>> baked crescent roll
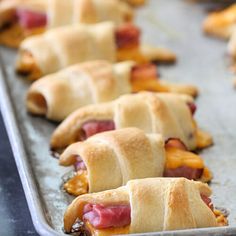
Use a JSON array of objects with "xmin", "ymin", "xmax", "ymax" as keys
[
  {"xmin": 0, "ymin": 0, "xmax": 133, "ymax": 48},
  {"xmin": 64, "ymin": 177, "xmax": 226, "ymax": 234},
  {"xmin": 16, "ymin": 22, "xmax": 176, "ymax": 80},
  {"xmin": 26, "ymin": 60, "xmax": 198, "ymax": 121},
  {"xmin": 47, "ymin": 0, "xmax": 133, "ymax": 28},
  {"xmin": 203, "ymin": 4, "xmax": 236, "ymax": 39},
  {"xmin": 50, "ymin": 92, "xmax": 213, "ymax": 152},
  {"xmin": 59, "ymin": 127, "xmax": 211, "ymax": 196}
]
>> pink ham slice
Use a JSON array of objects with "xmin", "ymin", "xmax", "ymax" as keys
[
  {"xmin": 164, "ymin": 166, "xmax": 203, "ymax": 180},
  {"xmin": 74, "ymin": 156, "xmax": 87, "ymax": 171},
  {"xmin": 187, "ymin": 102, "xmax": 197, "ymax": 115},
  {"xmin": 201, "ymin": 194, "xmax": 214, "ymax": 211},
  {"xmin": 165, "ymin": 138, "xmax": 188, "ymax": 151},
  {"xmin": 81, "ymin": 120, "xmax": 115, "ymax": 140},
  {"xmin": 115, "ymin": 23, "xmax": 140, "ymax": 49},
  {"xmin": 16, "ymin": 8, "xmax": 47, "ymax": 29},
  {"xmin": 131, "ymin": 63, "xmax": 158, "ymax": 82},
  {"xmin": 83, "ymin": 204, "xmax": 131, "ymax": 229}
]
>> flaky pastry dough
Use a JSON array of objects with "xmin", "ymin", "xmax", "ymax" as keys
[
  {"xmin": 50, "ymin": 92, "xmax": 198, "ymax": 151},
  {"xmin": 64, "ymin": 177, "xmax": 218, "ymax": 233}
]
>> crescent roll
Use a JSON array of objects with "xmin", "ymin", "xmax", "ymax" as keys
[
  {"xmin": 0, "ymin": 0, "xmax": 133, "ymax": 48},
  {"xmin": 47, "ymin": 0, "xmax": 133, "ymax": 28},
  {"xmin": 16, "ymin": 22, "xmax": 176, "ymax": 80},
  {"xmin": 26, "ymin": 60, "xmax": 198, "ymax": 121},
  {"xmin": 50, "ymin": 92, "xmax": 213, "ymax": 152},
  {"xmin": 203, "ymin": 4, "xmax": 236, "ymax": 39},
  {"xmin": 59, "ymin": 127, "xmax": 211, "ymax": 196},
  {"xmin": 64, "ymin": 177, "xmax": 227, "ymax": 234}
]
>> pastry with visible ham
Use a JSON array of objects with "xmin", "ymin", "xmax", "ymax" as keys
[
  {"xmin": 59, "ymin": 127, "xmax": 212, "ymax": 196},
  {"xmin": 26, "ymin": 60, "xmax": 198, "ymax": 121},
  {"xmin": 50, "ymin": 92, "xmax": 212, "ymax": 152},
  {"xmin": 0, "ymin": 0, "xmax": 47, "ymax": 47},
  {"xmin": 63, "ymin": 178, "xmax": 227, "ymax": 235},
  {"xmin": 0, "ymin": 0, "xmax": 133, "ymax": 47},
  {"xmin": 16, "ymin": 22, "xmax": 176, "ymax": 80},
  {"xmin": 203, "ymin": 4, "xmax": 236, "ymax": 39}
]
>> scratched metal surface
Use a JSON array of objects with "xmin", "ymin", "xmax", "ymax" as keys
[{"xmin": 0, "ymin": 0, "xmax": 236, "ymax": 235}]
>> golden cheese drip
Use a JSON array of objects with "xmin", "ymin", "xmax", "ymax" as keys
[
  {"xmin": 214, "ymin": 209, "xmax": 228, "ymax": 226},
  {"xmin": 16, "ymin": 50, "xmax": 42, "ymax": 80},
  {"xmin": 64, "ymin": 170, "xmax": 88, "ymax": 196},
  {"xmin": 165, "ymin": 147, "xmax": 204, "ymax": 169},
  {"xmin": 131, "ymin": 79, "xmax": 169, "ymax": 93},
  {"xmin": 85, "ymin": 221, "xmax": 130, "ymax": 236},
  {"xmin": 0, "ymin": 23, "xmax": 45, "ymax": 48},
  {"xmin": 116, "ymin": 47, "xmax": 148, "ymax": 64},
  {"xmin": 196, "ymin": 129, "xmax": 213, "ymax": 149}
]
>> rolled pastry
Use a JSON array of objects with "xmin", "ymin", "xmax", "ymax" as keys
[
  {"xmin": 16, "ymin": 22, "xmax": 176, "ymax": 80},
  {"xmin": 26, "ymin": 60, "xmax": 198, "ymax": 121},
  {"xmin": 203, "ymin": 4, "xmax": 236, "ymax": 39},
  {"xmin": 59, "ymin": 128, "xmax": 211, "ymax": 196},
  {"xmin": 47, "ymin": 0, "xmax": 133, "ymax": 28},
  {"xmin": 64, "ymin": 177, "xmax": 225, "ymax": 234},
  {"xmin": 0, "ymin": 0, "xmax": 133, "ymax": 47},
  {"xmin": 50, "ymin": 92, "xmax": 213, "ymax": 152}
]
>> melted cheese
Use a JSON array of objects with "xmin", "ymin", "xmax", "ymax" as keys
[
  {"xmin": 0, "ymin": 23, "xmax": 45, "ymax": 48},
  {"xmin": 85, "ymin": 221, "xmax": 130, "ymax": 236},
  {"xmin": 165, "ymin": 147, "xmax": 204, "ymax": 169},
  {"xmin": 16, "ymin": 50, "xmax": 42, "ymax": 80},
  {"xmin": 214, "ymin": 209, "xmax": 228, "ymax": 226},
  {"xmin": 117, "ymin": 47, "xmax": 148, "ymax": 64},
  {"xmin": 131, "ymin": 79, "xmax": 169, "ymax": 93},
  {"xmin": 200, "ymin": 167, "xmax": 212, "ymax": 183},
  {"xmin": 192, "ymin": 120, "xmax": 213, "ymax": 149},
  {"xmin": 64, "ymin": 170, "xmax": 88, "ymax": 196},
  {"xmin": 196, "ymin": 129, "xmax": 213, "ymax": 149}
]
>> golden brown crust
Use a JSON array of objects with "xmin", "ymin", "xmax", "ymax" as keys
[
  {"xmin": 140, "ymin": 45, "xmax": 177, "ymax": 64},
  {"xmin": 26, "ymin": 61, "xmax": 134, "ymax": 121},
  {"xmin": 50, "ymin": 92, "xmax": 197, "ymax": 151},
  {"xmin": 60, "ymin": 128, "xmax": 165, "ymax": 193},
  {"xmin": 48, "ymin": 0, "xmax": 133, "ymax": 27},
  {"xmin": 64, "ymin": 178, "xmax": 217, "ymax": 233},
  {"xmin": 16, "ymin": 22, "xmax": 117, "ymax": 77},
  {"xmin": 203, "ymin": 4, "xmax": 236, "ymax": 39}
]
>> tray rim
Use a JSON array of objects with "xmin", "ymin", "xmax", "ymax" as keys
[{"xmin": 0, "ymin": 52, "xmax": 63, "ymax": 236}]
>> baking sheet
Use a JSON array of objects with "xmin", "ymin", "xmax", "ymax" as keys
[{"xmin": 0, "ymin": 0, "xmax": 236, "ymax": 235}]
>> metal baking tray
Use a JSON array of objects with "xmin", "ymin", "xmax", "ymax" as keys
[{"xmin": 0, "ymin": 0, "xmax": 236, "ymax": 235}]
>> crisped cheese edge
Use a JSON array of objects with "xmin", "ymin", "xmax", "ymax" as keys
[
  {"xmin": 165, "ymin": 147, "xmax": 204, "ymax": 169},
  {"xmin": 85, "ymin": 221, "xmax": 130, "ymax": 236}
]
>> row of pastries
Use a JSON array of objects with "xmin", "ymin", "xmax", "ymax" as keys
[{"xmin": 0, "ymin": 0, "xmax": 229, "ymax": 235}]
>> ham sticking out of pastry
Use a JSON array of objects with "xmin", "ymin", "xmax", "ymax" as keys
[
  {"xmin": 63, "ymin": 178, "xmax": 227, "ymax": 235},
  {"xmin": 59, "ymin": 128, "xmax": 212, "ymax": 197},
  {"xmin": 203, "ymin": 4, "xmax": 236, "ymax": 40},
  {"xmin": 50, "ymin": 92, "xmax": 213, "ymax": 153},
  {"xmin": 16, "ymin": 22, "xmax": 176, "ymax": 80},
  {"xmin": 0, "ymin": 0, "xmax": 47, "ymax": 47},
  {"xmin": 0, "ymin": 0, "xmax": 133, "ymax": 47},
  {"xmin": 26, "ymin": 61, "xmax": 198, "ymax": 121}
]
